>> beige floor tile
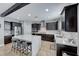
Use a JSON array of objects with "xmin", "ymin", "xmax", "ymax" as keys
[
  {"xmin": 0, "ymin": 40, "xmax": 56, "ymax": 56},
  {"xmin": 0, "ymin": 43, "xmax": 31, "ymax": 56},
  {"xmin": 37, "ymin": 40, "xmax": 56, "ymax": 56}
]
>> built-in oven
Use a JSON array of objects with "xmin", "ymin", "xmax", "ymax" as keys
[
  {"xmin": 57, "ymin": 44, "xmax": 77, "ymax": 56},
  {"xmin": 62, "ymin": 51, "xmax": 77, "ymax": 56}
]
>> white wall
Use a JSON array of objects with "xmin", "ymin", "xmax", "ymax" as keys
[
  {"xmin": 77, "ymin": 4, "xmax": 79, "ymax": 55},
  {"xmin": 4, "ymin": 17, "xmax": 32, "ymax": 35},
  {"xmin": 23, "ymin": 21, "xmax": 32, "ymax": 35},
  {"xmin": 0, "ymin": 17, "xmax": 4, "ymax": 47}
]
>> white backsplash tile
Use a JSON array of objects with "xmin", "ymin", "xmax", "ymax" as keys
[
  {"xmin": 62, "ymin": 31, "xmax": 79, "ymax": 45},
  {"xmin": 62, "ymin": 31, "xmax": 78, "ymax": 39},
  {"xmin": 61, "ymin": 31, "xmax": 79, "ymax": 55}
]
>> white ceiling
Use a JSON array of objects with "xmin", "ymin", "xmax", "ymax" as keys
[
  {"xmin": 0, "ymin": 3, "xmax": 15, "ymax": 16},
  {"xmin": 6, "ymin": 3, "xmax": 74, "ymax": 21}
]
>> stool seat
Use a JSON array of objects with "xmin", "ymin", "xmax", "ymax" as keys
[{"xmin": 27, "ymin": 42, "xmax": 32, "ymax": 45}]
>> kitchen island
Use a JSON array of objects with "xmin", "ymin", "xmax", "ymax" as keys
[{"xmin": 12, "ymin": 35, "xmax": 41, "ymax": 56}]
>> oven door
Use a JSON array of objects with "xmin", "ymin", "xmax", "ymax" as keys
[{"xmin": 62, "ymin": 51, "xmax": 77, "ymax": 56}]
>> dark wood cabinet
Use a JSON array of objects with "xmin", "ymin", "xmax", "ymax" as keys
[
  {"xmin": 65, "ymin": 4, "xmax": 78, "ymax": 32},
  {"xmin": 57, "ymin": 44, "xmax": 77, "ymax": 56},
  {"xmin": 4, "ymin": 35, "xmax": 12, "ymax": 44},
  {"xmin": 32, "ymin": 33, "xmax": 55, "ymax": 42},
  {"xmin": 41, "ymin": 34, "xmax": 54, "ymax": 42}
]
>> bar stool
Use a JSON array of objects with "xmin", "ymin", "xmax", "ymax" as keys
[
  {"xmin": 11, "ymin": 39, "xmax": 17, "ymax": 52},
  {"xmin": 12, "ymin": 39, "xmax": 32, "ymax": 56},
  {"xmin": 20, "ymin": 40, "xmax": 27, "ymax": 55},
  {"xmin": 16, "ymin": 39, "xmax": 22, "ymax": 54},
  {"xmin": 21, "ymin": 41, "xmax": 32, "ymax": 56},
  {"xmin": 26, "ymin": 42, "xmax": 32, "ymax": 55}
]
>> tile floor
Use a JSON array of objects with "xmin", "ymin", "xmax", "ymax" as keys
[
  {"xmin": 37, "ymin": 40, "xmax": 56, "ymax": 56},
  {"xmin": 0, "ymin": 43, "xmax": 31, "ymax": 56},
  {"xmin": 0, "ymin": 40, "xmax": 56, "ymax": 56}
]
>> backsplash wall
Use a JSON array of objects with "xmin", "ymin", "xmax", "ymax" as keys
[{"xmin": 62, "ymin": 31, "xmax": 78, "ymax": 40}]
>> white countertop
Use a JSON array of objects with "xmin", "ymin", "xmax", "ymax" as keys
[
  {"xmin": 33, "ymin": 31, "xmax": 77, "ymax": 47},
  {"xmin": 55, "ymin": 35, "xmax": 77, "ymax": 47},
  {"xmin": 32, "ymin": 31, "xmax": 58, "ymax": 35},
  {"xmin": 12, "ymin": 35, "xmax": 41, "ymax": 42}
]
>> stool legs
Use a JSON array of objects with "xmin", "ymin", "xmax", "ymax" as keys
[{"xmin": 11, "ymin": 39, "xmax": 32, "ymax": 56}]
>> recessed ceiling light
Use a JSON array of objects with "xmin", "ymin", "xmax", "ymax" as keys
[
  {"xmin": 45, "ymin": 9, "xmax": 49, "ymax": 12},
  {"xmin": 28, "ymin": 13, "xmax": 31, "ymax": 16}
]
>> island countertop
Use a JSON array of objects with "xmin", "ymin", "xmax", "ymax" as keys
[{"xmin": 12, "ymin": 35, "xmax": 32, "ymax": 42}]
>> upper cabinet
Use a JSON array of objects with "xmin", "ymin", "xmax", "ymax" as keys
[
  {"xmin": 46, "ymin": 21, "xmax": 58, "ymax": 30},
  {"xmin": 62, "ymin": 4, "xmax": 78, "ymax": 32}
]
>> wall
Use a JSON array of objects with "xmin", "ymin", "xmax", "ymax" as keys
[
  {"xmin": 4, "ymin": 17, "xmax": 24, "ymax": 35},
  {"xmin": 0, "ymin": 17, "xmax": 4, "ymax": 47},
  {"xmin": 77, "ymin": 4, "xmax": 79, "ymax": 55},
  {"xmin": 23, "ymin": 21, "xmax": 32, "ymax": 35},
  {"xmin": 4, "ymin": 17, "xmax": 32, "ymax": 35}
]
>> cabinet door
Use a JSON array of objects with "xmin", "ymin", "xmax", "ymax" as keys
[{"xmin": 65, "ymin": 4, "xmax": 77, "ymax": 32}]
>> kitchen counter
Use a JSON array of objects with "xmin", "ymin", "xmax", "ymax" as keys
[
  {"xmin": 12, "ymin": 35, "xmax": 41, "ymax": 56},
  {"xmin": 55, "ymin": 35, "xmax": 77, "ymax": 56},
  {"xmin": 33, "ymin": 31, "xmax": 77, "ymax": 47},
  {"xmin": 32, "ymin": 32, "xmax": 55, "ymax": 42},
  {"xmin": 32, "ymin": 30, "xmax": 58, "ymax": 35},
  {"xmin": 12, "ymin": 35, "xmax": 32, "ymax": 42},
  {"xmin": 56, "ymin": 38, "xmax": 77, "ymax": 47},
  {"xmin": 55, "ymin": 35, "xmax": 77, "ymax": 47}
]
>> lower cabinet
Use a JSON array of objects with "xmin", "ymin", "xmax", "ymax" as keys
[
  {"xmin": 57, "ymin": 44, "xmax": 77, "ymax": 56},
  {"xmin": 32, "ymin": 33, "xmax": 55, "ymax": 42},
  {"xmin": 4, "ymin": 35, "xmax": 12, "ymax": 44},
  {"xmin": 41, "ymin": 34, "xmax": 54, "ymax": 42}
]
